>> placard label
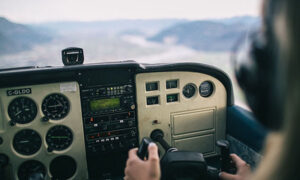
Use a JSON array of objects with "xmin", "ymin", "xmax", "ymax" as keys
[{"xmin": 7, "ymin": 88, "xmax": 32, "ymax": 96}]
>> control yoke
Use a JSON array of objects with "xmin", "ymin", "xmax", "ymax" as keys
[
  {"xmin": 137, "ymin": 137, "xmax": 152, "ymax": 160},
  {"xmin": 138, "ymin": 129, "xmax": 236, "ymax": 180}
]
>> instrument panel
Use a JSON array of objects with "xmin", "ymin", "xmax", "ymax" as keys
[
  {"xmin": 136, "ymin": 71, "xmax": 226, "ymax": 156},
  {"xmin": 0, "ymin": 82, "xmax": 88, "ymax": 180},
  {"xmin": 0, "ymin": 62, "xmax": 233, "ymax": 180}
]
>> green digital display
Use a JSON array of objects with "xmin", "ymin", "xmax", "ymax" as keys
[{"xmin": 90, "ymin": 98, "xmax": 120, "ymax": 111}]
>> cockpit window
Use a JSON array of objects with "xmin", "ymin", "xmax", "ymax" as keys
[{"xmin": 0, "ymin": 0, "xmax": 259, "ymax": 106}]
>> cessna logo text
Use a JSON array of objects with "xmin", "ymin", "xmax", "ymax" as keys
[{"xmin": 7, "ymin": 88, "xmax": 32, "ymax": 96}]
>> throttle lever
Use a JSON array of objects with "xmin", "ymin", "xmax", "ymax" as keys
[
  {"xmin": 216, "ymin": 140, "xmax": 237, "ymax": 174},
  {"xmin": 137, "ymin": 138, "xmax": 153, "ymax": 160}
]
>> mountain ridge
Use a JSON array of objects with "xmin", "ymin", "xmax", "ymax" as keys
[
  {"xmin": 0, "ymin": 17, "xmax": 52, "ymax": 54},
  {"xmin": 148, "ymin": 17, "xmax": 259, "ymax": 51}
]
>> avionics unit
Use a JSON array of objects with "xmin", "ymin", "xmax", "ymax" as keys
[{"xmin": 78, "ymin": 69, "xmax": 138, "ymax": 179}]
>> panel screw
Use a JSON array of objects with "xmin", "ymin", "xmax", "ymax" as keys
[
  {"xmin": 41, "ymin": 117, "xmax": 49, "ymax": 122},
  {"xmin": 9, "ymin": 120, "xmax": 16, "ymax": 126}
]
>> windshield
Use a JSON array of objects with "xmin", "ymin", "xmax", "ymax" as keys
[{"xmin": 0, "ymin": 0, "xmax": 260, "ymax": 106}]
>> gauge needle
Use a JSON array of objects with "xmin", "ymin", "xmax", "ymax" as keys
[
  {"xmin": 19, "ymin": 140, "xmax": 30, "ymax": 143},
  {"xmin": 15, "ymin": 111, "xmax": 22, "ymax": 116},
  {"xmin": 51, "ymin": 136, "xmax": 68, "ymax": 139},
  {"xmin": 48, "ymin": 104, "xmax": 63, "ymax": 108}
]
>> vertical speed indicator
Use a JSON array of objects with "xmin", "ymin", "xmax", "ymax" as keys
[{"xmin": 46, "ymin": 125, "xmax": 73, "ymax": 151}]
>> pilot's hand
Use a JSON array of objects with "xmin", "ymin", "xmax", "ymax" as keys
[
  {"xmin": 124, "ymin": 143, "xmax": 161, "ymax": 180},
  {"xmin": 219, "ymin": 154, "xmax": 251, "ymax": 180}
]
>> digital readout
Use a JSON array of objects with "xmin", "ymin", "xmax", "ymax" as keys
[
  {"xmin": 90, "ymin": 98, "xmax": 120, "ymax": 111},
  {"xmin": 167, "ymin": 94, "xmax": 178, "ymax": 103},
  {"xmin": 146, "ymin": 82, "xmax": 158, "ymax": 91},
  {"xmin": 166, "ymin": 80, "xmax": 178, "ymax": 89}
]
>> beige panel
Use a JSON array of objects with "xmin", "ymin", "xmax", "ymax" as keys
[
  {"xmin": 0, "ymin": 82, "xmax": 88, "ymax": 180},
  {"xmin": 136, "ymin": 71, "xmax": 227, "ymax": 157},
  {"xmin": 174, "ymin": 134, "xmax": 215, "ymax": 154},
  {"xmin": 172, "ymin": 109, "xmax": 215, "ymax": 135},
  {"xmin": 0, "ymin": 98, "xmax": 4, "ymax": 131}
]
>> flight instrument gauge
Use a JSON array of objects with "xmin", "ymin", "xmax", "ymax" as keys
[
  {"xmin": 18, "ymin": 160, "xmax": 46, "ymax": 180},
  {"xmin": 13, "ymin": 129, "xmax": 42, "ymax": 155},
  {"xmin": 182, "ymin": 83, "xmax": 197, "ymax": 98},
  {"xmin": 46, "ymin": 125, "xmax": 73, "ymax": 151},
  {"xmin": 199, "ymin": 81, "xmax": 214, "ymax": 97},
  {"xmin": 8, "ymin": 97, "xmax": 37, "ymax": 124},
  {"xmin": 42, "ymin": 93, "xmax": 70, "ymax": 120}
]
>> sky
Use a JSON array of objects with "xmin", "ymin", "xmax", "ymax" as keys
[{"xmin": 0, "ymin": 0, "xmax": 261, "ymax": 23}]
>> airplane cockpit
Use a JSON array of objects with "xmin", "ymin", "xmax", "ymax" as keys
[
  {"xmin": 3, "ymin": 0, "xmax": 292, "ymax": 179},
  {"xmin": 0, "ymin": 48, "xmax": 267, "ymax": 179}
]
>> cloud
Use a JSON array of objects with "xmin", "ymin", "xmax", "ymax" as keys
[{"xmin": 0, "ymin": 0, "xmax": 260, "ymax": 23}]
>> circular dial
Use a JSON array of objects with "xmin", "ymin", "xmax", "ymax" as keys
[
  {"xmin": 199, "ymin": 81, "xmax": 214, "ymax": 97},
  {"xmin": 42, "ymin": 93, "xmax": 70, "ymax": 120},
  {"xmin": 50, "ymin": 156, "xmax": 77, "ymax": 179},
  {"xmin": 18, "ymin": 160, "xmax": 46, "ymax": 180},
  {"xmin": 13, "ymin": 129, "xmax": 42, "ymax": 155},
  {"xmin": 46, "ymin": 125, "xmax": 73, "ymax": 151},
  {"xmin": 8, "ymin": 97, "xmax": 37, "ymax": 124},
  {"xmin": 182, "ymin": 83, "xmax": 197, "ymax": 98}
]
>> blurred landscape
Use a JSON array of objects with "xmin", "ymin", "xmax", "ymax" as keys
[{"xmin": 0, "ymin": 16, "xmax": 259, "ymax": 106}]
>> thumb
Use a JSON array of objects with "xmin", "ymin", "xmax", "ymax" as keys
[
  {"xmin": 219, "ymin": 172, "xmax": 236, "ymax": 180},
  {"xmin": 148, "ymin": 143, "xmax": 159, "ymax": 164}
]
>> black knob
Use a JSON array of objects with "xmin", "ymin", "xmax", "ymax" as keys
[
  {"xmin": 150, "ymin": 129, "xmax": 173, "ymax": 151},
  {"xmin": 9, "ymin": 120, "xmax": 16, "ymax": 126},
  {"xmin": 125, "ymin": 85, "xmax": 133, "ymax": 93},
  {"xmin": 150, "ymin": 129, "xmax": 164, "ymax": 141}
]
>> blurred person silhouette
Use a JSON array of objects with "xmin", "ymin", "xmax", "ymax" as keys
[{"xmin": 124, "ymin": 0, "xmax": 300, "ymax": 179}]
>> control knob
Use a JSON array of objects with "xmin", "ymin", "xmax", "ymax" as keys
[{"xmin": 124, "ymin": 85, "xmax": 133, "ymax": 93}]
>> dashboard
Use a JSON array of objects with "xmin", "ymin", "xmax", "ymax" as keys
[{"xmin": 0, "ymin": 61, "xmax": 233, "ymax": 180}]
